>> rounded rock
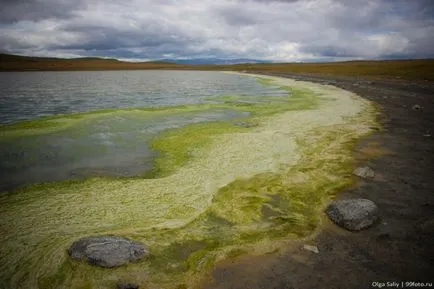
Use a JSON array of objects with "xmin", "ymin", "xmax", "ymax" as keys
[
  {"xmin": 353, "ymin": 166, "xmax": 375, "ymax": 179},
  {"xmin": 325, "ymin": 199, "xmax": 379, "ymax": 231},
  {"xmin": 68, "ymin": 236, "xmax": 149, "ymax": 268}
]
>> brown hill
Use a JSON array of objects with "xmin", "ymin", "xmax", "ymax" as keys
[
  {"xmin": 0, "ymin": 53, "xmax": 182, "ymax": 71},
  {"xmin": 1, "ymin": 53, "xmax": 433, "ymax": 81}
]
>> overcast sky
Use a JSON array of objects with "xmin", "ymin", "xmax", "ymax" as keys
[{"xmin": 0, "ymin": 0, "xmax": 433, "ymax": 61}]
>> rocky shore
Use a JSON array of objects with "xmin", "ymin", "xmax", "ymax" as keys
[{"xmin": 204, "ymin": 73, "xmax": 434, "ymax": 289}]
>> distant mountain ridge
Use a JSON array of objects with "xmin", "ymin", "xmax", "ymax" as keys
[
  {"xmin": 161, "ymin": 58, "xmax": 272, "ymax": 64},
  {"xmin": 0, "ymin": 53, "xmax": 272, "ymax": 71}
]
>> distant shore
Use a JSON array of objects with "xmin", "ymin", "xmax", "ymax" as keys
[{"xmin": 1, "ymin": 53, "xmax": 434, "ymax": 81}]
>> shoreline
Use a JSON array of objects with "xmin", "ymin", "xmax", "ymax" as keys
[
  {"xmin": 204, "ymin": 73, "xmax": 434, "ymax": 289},
  {"xmin": 0, "ymin": 73, "xmax": 378, "ymax": 288}
]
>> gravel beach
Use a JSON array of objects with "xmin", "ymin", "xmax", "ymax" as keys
[{"xmin": 204, "ymin": 73, "xmax": 434, "ymax": 289}]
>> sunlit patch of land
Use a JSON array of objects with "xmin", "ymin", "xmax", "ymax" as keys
[{"xmin": 0, "ymin": 74, "xmax": 378, "ymax": 288}]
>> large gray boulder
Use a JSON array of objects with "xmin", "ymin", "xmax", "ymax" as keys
[
  {"xmin": 325, "ymin": 199, "xmax": 379, "ymax": 231},
  {"xmin": 68, "ymin": 236, "xmax": 149, "ymax": 268}
]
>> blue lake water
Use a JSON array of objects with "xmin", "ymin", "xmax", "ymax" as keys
[
  {"xmin": 0, "ymin": 71, "xmax": 288, "ymax": 191},
  {"xmin": 0, "ymin": 70, "xmax": 286, "ymax": 124}
]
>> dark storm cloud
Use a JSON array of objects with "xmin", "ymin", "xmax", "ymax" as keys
[
  {"xmin": 0, "ymin": 0, "xmax": 433, "ymax": 61},
  {"xmin": 0, "ymin": 0, "xmax": 89, "ymax": 23}
]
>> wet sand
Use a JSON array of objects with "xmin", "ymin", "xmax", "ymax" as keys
[{"xmin": 204, "ymin": 74, "xmax": 434, "ymax": 289}]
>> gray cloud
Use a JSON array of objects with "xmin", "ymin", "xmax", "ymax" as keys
[
  {"xmin": 0, "ymin": 0, "xmax": 90, "ymax": 23},
  {"xmin": 0, "ymin": 0, "xmax": 433, "ymax": 61}
]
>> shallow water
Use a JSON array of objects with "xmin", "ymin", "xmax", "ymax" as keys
[
  {"xmin": 0, "ymin": 73, "xmax": 376, "ymax": 289},
  {"xmin": 0, "ymin": 109, "xmax": 249, "ymax": 191},
  {"xmin": 0, "ymin": 70, "xmax": 286, "ymax": 124},
  {"xmin": 0, "ymin": 71, "xmax": 285, "ymax": 191}
]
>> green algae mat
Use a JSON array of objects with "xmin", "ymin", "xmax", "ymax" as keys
[{"xmin": 0, "ymin": 74, "xmax": 378, "ymax": 289}]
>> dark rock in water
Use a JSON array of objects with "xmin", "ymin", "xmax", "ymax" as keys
[
  {"xmin": 353, "ymin": 166, "xmax": 375, "ymax": 179},
  {"xmin": 117, "ymin": 281, "xmax": 139, "ymax": 289},
  {"xmin": 325, "ymin": 199, "xmax": 379, "ymax": 231},
  {"xmin": 68, "ymin": 236, "xmax": 149, "ymax": 268}
]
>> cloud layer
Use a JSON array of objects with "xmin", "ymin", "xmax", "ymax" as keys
[{"xmin": 1, "ymin": 0, "xmax": 433, "ymax": 61}]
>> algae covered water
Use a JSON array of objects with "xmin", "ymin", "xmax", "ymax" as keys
[
  {"xmin": 0, "ymin": 71, "xmax": 285, "ymax": 191},
  {"xmin": 0, "ymin": 72, "xmax": 377, "ymax": 289}
]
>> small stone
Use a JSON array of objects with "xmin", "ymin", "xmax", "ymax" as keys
[
  {"xmin": 234, "ymin": 122, "xmax": 256, "ymax": 128},
  {"xmin": 353, "ymin": 166, "xmax": 375, "ymax": 179},
  {"xmin": 117, "ymin": 281, "xmax": 139, "ymax": 289},
  {"xmin": 303, "ymin": 245, "xmax": 319, "ymax": 254},
  {"xmin": 377, "ymin": 233, "xmax": 391, "ymax": 240},
  {"xmin": 68, "ymin": 236, "xmax": 149, "ymax": 268},
  {"xmin": 325, "ymin": 199, "xmax": 379, "ymax": 231},
  {"xmin": 412, "ymin": 104, "xmax": 422, "ymax": 111}
]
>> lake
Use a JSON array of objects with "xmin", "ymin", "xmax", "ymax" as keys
[
  {"xmin": 0, "ymin": 70, "xmax": 287, "ymax": 191},
  {"xmin": 0, "ymin": 71, "xmax": 376, "ymax": 289}
]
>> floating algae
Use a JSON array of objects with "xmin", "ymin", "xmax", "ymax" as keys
[
  {"xmin": 0, "ymin": 74, "xmax": 378, "ymax": 289},
  {"xmin": 0, "ymin": 108, "xmax": 250, "ymax": 191}
]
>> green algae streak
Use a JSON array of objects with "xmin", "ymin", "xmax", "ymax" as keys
[{"xmin": 0, "ymin": 74, "xmax": 378, "ymax": 289}]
